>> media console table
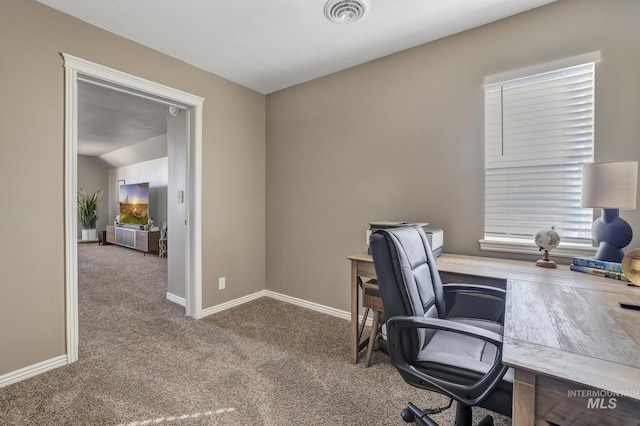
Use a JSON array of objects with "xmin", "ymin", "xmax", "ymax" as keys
[
  {"xmin": 348, "ymin": 252, "xmax": 640, "ymax": 424},
  {"xmin": 106, "ymin": 225, "xmax": 160, "ymax": 254}
]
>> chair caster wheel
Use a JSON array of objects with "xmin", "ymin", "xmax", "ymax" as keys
[
  {"xmin": 477, "ymin": 415, "xmax": 494, "ymax": 426},
  {"xmin": 400, "ymin": 408, "xmax": 415, "ymax": 423}
]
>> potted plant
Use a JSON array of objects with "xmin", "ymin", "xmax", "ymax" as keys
[{"xmin": 78, "ymin": 188, "xmax": 103, "ymax": 241}]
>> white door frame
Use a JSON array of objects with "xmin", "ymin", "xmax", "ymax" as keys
[{"xmin": 63, "ymin": 54, "xmax": 204, "ymax": 363}]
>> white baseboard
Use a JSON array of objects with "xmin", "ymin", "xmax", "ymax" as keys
[
  {"xmin": 166, "ymin": 292, "xmax": 186, "ymax": 307},
  {"xmin": 264, "ymin": 291, "xmax": 374, "ymax": 326},
  {"xmin": 264, "ymin": 290, "xmax": 351, "ymax": 320},
  {"xmin": 199, "ymin": 290, "xmax": 267, "ymax": 318},
  {"xmin": 199, "ymin": 289, "xmax": 373, "ymax": 326},
  {"xmin": 0, "ymin": 355, "xmax": 67, "ymax": 388},
  {"xmin": 198, "ymin": 290, "xmax": 374, "ymax": 325}
]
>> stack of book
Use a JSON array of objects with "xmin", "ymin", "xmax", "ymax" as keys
[{"xmin": 570, "ymin": 256, "xmax": 628, "ymax": 281}]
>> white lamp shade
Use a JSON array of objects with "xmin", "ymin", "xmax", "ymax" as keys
[{"xmin": 581, "ymin": 161, "xmax": 638, "ymax": 209}]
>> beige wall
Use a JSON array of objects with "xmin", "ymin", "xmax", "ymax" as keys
[
  {"xmin": 77, "ymin": 156, "xmax": 109, "ymax": 235},
  {"xmin": 266, "ymin": 0, "xmax": 640, "ymax": 311},
  {"xmin": 3, "ymin": 0, "xmax": 639, "ymax": 382},
  {"xmin": 0, "ymin": 0, "xmax": 265, "ymax": 375}
]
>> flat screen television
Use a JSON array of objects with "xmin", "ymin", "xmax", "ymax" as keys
[{"xmin": 119, "ymin": 182, "xmax": 150, "ymax": 227}]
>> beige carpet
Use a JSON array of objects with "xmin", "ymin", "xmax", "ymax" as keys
[{"xmin": 0, "ymin": 244, "xmax": 511, "ymax": 425}]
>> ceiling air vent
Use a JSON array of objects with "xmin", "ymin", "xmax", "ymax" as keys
[{"xmin": 324, "ymin": 0, "xmax": 370, "ymax": 24}]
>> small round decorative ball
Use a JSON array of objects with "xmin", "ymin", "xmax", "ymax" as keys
[
  {"xmin": 534, "ymin": 228, "xmax": 561, "ymax": 251},
  {"xmin": 622, "ymin": 248, "xmax": 640, "ymax": 285}
]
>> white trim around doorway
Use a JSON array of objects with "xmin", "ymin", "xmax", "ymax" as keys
[{"xmin": 63, "ymin": 54, "xmax": 204, "ymax": 365}]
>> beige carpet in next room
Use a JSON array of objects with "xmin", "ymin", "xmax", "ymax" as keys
[{"xmin": 0, "ymin": 243, "xmax": 510, "ymax": 425}]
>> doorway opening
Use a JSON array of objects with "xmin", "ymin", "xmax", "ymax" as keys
[{"xmin": 63, "ymin": 54, "xmax": 204, "ymax": 364}]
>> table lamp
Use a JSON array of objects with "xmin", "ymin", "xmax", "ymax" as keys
[{"xmin": 581, "ymin": 161, "xmax": 638, "ymax": 262}]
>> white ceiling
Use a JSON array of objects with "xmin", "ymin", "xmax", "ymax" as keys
[
  {"xmin": 37, "ymin": 0, "xmax": 556, "ymax": 95},
  {"xmin": 51, "ymin": 0, "xmax": 557, "ymax": 167},
  {"xmin": 78, "ymin": 81, "xmax": 168, "ymax": 167},
  {"xmin": 78, "ymin": 82, "xmax": 167, "ymax": 156}
]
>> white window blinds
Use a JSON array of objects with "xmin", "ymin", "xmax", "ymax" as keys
[{"xmin": 484, "ymin": 62, "xmax": 595, "ymax": 244}]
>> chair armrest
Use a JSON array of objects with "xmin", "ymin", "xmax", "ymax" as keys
[
  {"xmin": 387, "ymin": 315, "xmax": 509, "ymax": 406},
  {"xmin": 442, "ymin": 283, "xmax": 506, "ymax": 323},
  {"xmin": 442, "ymin": 283, "xmax": 506, "ymax": 301}
]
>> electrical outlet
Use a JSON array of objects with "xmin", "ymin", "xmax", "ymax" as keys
[{"xmin": 218, "ymin": 277, "xmax": 226, "ymax": 290}]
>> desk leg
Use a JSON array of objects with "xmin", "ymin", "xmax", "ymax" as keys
[
  {"xmin": 351, "ymin": 260, "xmax": 359, "ymax": 364},
  {"xmin": 513, "ymin": 369, "xmax": 536, "ymax": 425}
]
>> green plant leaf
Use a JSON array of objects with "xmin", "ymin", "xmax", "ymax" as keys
[{"xmin": 77, "ymin": 188, "xmax": 103, "ymax": 229}]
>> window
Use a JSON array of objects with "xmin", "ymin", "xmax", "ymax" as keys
[{"xmin": 482, "ymin": 53, "xmax": 600, "ymax": 256}]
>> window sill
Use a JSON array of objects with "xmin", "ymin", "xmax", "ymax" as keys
[{"xmin": 479, "ymin": 237, "xmax": 597, "ymax": 258}]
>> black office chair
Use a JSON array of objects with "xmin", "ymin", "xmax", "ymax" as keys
[{"xmin": 370, "ymin": 226, "xmax": 512, "ymax": 426}]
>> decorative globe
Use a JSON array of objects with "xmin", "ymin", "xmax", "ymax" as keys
[{"xmin": 534, "ymin": 227, "xmax": 561, "ymax": 251}]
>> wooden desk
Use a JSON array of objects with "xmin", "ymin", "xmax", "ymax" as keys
[
  {"xmin": 348, "ymin": 252, "xmax": 509, "ymax": 365},
  {"xmin": 504, "ymin": 279, "xmax": 640, "ymax": 424},
  {"xmin": 348, "ymin": 252, "xmax": 640, "ymax": 424},
  {"xmin": 348, "ymin": 252, "xmax": 378, "ymax": 364}
]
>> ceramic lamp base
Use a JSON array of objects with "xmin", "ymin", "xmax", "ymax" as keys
[{"xmin": 591, "ymin": 208, "xmax": 633, "ymax": 263}]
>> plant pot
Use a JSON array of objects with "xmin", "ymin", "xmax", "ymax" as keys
[{"xmin": 82, "ymin": 229, "xmax": 97, "ymax": 241}]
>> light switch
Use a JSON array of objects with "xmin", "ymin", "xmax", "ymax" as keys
[{"xmin": 177, "ymin": 190, "xmax": 184, "ymax": 203}]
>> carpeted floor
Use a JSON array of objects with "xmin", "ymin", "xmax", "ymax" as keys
[{"xmin": 0, "ymin": 244, "xmax": 511, "ymax": 425}]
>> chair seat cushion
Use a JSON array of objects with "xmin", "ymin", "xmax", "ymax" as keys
[
  {"xmin": 412, "ymin": 317, "xmax": 514, "ymax": 416},
  {"xmin": 416, "ymin": 317, "xmax": 513, "ymax": 383}
]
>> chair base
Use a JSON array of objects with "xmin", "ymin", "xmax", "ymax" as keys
[{"xmin": 400, "ymin": 401, "xmax": 493, "ymax": 426}]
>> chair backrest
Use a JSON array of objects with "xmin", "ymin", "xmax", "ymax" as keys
[{"xmin": 370, "ymin": 226, "xmax": 446, "ymax": 357}]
